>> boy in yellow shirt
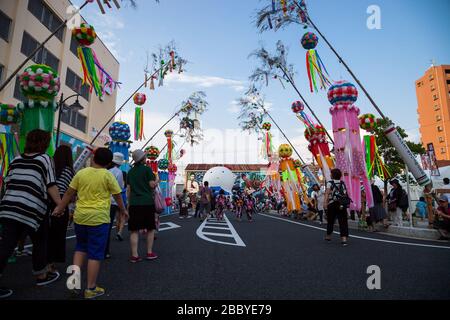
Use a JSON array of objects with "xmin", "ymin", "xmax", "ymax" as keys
[{"xmin": 54, "ymin": 148, "xmax": 127, "ymax": 299}]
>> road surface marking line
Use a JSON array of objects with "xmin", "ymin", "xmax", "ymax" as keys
[
  {"xmin": 259, "ymin": 213, "xmax": 450, "ymax": 250},
  {"xmin": 202, "ymin": 232, "xmax": 234, "ymax": 238},
  {"xmin": 196, "ymin": 213, "xmax": 246, "ymax": 247},
  {"xmin": 202, "ymin": 226, "xmax": 230, "ymax": 230}
]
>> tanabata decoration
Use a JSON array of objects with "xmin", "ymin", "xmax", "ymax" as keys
[
  {"xmin": 301, "ymin": 32, "xmax": 331, "ymax": 93},
  {"xmin": 72, "ymin": 23, "xmax": 118, "ymax": 98},
  {"xmin": 108, "ymin": 121, "xmax": 132, "ymax": 171},
  {"xmin": 292, "ymin": 100, "xmax": 334, "ymax": 180},
  {"xmin": 145, "ymin": 146, "xmax": 160, "ymax": 173},
  {"xmin": 261, "ymin": 122, "xmax": 274, "ymax": 160},
  {"xmin": 133, "ymin": 93, "xmax": 146, "ymax": 141},
  {"xmin": 158, "ymin": 158, "xmax": 169, "ymax": 170},
  {"xmin": 304, "ymin": 124, "xmax": 334, "ymax": 181},
  {"xmin": 278, "ymin": 144, "xmax": 301, "ymax": 212},
  {"xmin": 17, "ymin": 64, "xmax": 60, "ymax": 155},
  {"xmin": 0, "ymin": 104, "xmax": 21, "ymax": 125},
  {"xmin": 328, "ymin": 81, "xmax": 373, "ymax": 211},
  {"xmin": 293, "ymin": 159, "xmax": 310, "ymax": 205},
  {"xmin": 359, "ymin": 114, "xmax": 390, "ymax": 180},
  {"xmin": 0, "ymin": 126, "xmax": 20, "ymax": 188},
  {"xmin": 168, "ymin": 163, "xmax": 177, "ymax": 200},
  {"xmin": 164, "ymin": 130, "xmax": 175, "ymax": 164}
]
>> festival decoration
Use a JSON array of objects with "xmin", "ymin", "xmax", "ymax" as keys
[
  {"xmin": 261, "ymin": 122, "xmax": 274, "ymax": 160},
  {"xmin": 359, "ymin": 114, "xmax": 390, "ymax": 180},
  {"xmin": 328, "ymin": 81, "xmax": 373, "ymax": 211},
  {"xmin": 0, "ymin": 104, "xmax": 21, "ymax": 125},
  {"xmin": 178, "ymin": 92, "xmax": 208, "ymax": 146},
  {"xmin": 133, "ymin": 93, "xmax": 146, "ymax": 141},
  {"xmin": 72, "ymin": 23, "xmax": 118, "ymax": 98},
  {"xmin": 301, "ymin": 32, "xmax": 330, "ymax": 93},
  {"xmin": 108, "ymin": 121, "xmax": 131, "ymax": 171},
  {"xmin": 304, "ymin": 124, "xmax": 334, "ymax": 181},
  {"xmin": 164, "ymin": 129, "xmax": 175, "ymax": 164},
  {"xmin": 0, "ymin": 126, "xmax": 20, "ymax": 188},
  {"xmin": 145, "ymin": 145, "xmax": 159, "ymax": 173},
  {"xmin": 277, "ymin": 144, "xmax": 301, "ymax": 212},
  {"xmin": 17, "ymin": 64, "xmax": 60, "ymax": 155},
  {"xmin": 158, "ymin": 158, "xmax": 169, "ymax": 170},
  {"xmin": 256, "ymin": 0, "xmax": 309, "ymax": 32}
]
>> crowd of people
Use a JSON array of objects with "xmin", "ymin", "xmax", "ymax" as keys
[
  {"xmin": 0, "ymin": 130, "xmax": 449, "ymax": 300},
  {"xmin": 0, "ymin": 130, "xmax": 160, "ymax": 299}
]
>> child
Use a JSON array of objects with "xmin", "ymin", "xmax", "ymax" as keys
[
  {"xmin": 415, "ymin": 197, "xmax": 427, "ymax": 221},
  {"xmin": 179, "ymin": 189, "xmax": 190, "ymax": 219},
  {"xmin": 244, "ymin": 194, "xmax": 254, "ymax": 222},
  {"xmin": 235, "ymin": 196, "xmax": 244, "ymax": 221},
  {"xmin": 216, "ymin": 190, "xmax": 226, "ymax": 221},
  {"xmin": 53, "ymin": 148, "xmax": 127, "ymax": 299}
]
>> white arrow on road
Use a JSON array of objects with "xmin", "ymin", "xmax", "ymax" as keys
[{"xmin": 196, "ymin": 213, "xmax": 246, "ymax": 247}]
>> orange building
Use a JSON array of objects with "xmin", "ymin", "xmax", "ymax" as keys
[{"xmin": 416, "ymin": 65, "xmax": 450, "ymax": 160}]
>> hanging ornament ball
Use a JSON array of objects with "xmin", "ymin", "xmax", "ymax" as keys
[
  {"xmin": 158, "ymin": 158, "xmax": 169, "ymax": 170},
  {"xmin": 19, "ymin": 64, "xmax": 60, "ymax": 102},
  {"xmin": 145, "ymin": 146, "xmax": 160, "ymax": 160},
  {"xmin": 314, "ymin": 124, "xmax": 327, "ymax": 136},
  {"xmin": 0, "ymin": 103, "xmax": 21, "ymax": 125},
  {"xmin": 304, "ymin": 127, "xmax": 313, "ymax": 141},
  {"xmin": 293, "ymin": 159, "xmax": 302, "ymax": 169},
  {"xmin": 327, "ymin": 81, "xmax": 358, "ymax": 106},
  {"xmin": 278, "ymin": 144, "xmax": 293, "ymax": 159},
  {"xmin": 133, "ymin": 93, "xmax": 146, "ymax": 106},
  {"xmin": 164, "ymin": 129, "xmax": 174, "ymax": 138},
  {"xmin": 301, "ymin": 32, "xmax": 319, "ymax": 50},
  {"xmin": 109, "ymin": 121, "xmax": 131, "ymax": 141},
  {"xmin": 262, "ymin": 122, "xmax": 272, "ymax": 131},
  {"xmin": 359, "ymin": 113, "xmax": 377, "ymax": 131},
  {"xmin": 291, "ymin": 101, "xmax": 304, "ymax": 114},
  {"xmin": 72, "ymin": 23, "xmax": 96, "ymax": 47},
  {"xmin": 168, "ymin": 163, "xmax": 177, "ymax": 173}
]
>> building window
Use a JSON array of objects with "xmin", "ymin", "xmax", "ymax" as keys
[
  {"xmin": 445, "ymin": 69, "xmax": 450, "ymax": 75},
  {"xmin": 21, "ymin": 31, "xmax": 60, "ymax": 71},
  {"xmin": 436, "ymin": 115, "xmax": 442, "ymax": 121},
  {"xmin": 439, "ymin": 137, "xmax": 445, "ymax": 143},
  {"xmin": 65, "ymin": 68, "xmax": 90, "ymax": 101},
  {"xmin": 433, "ymin": 94, "xmax": 439, "ymax": 101},
  {"xmin": 441, "ymin": 147, "xmax": 446, "ymax": 154},
  {"xmin": 431, "ymin": 84, "xmax": 435, "ymax": 91},
  {"xmin": 417, "ymin": 81, "xmax": 422, "ymax": 87},
  {"xmin": 429, "ymin": 74, "xmax": 434, "ymax": 81},
  {"xmin": 61, "ymin": 105, "xmax": 87, "ymax": 133},
  {"xmin": 434, "ymin": 104, "xmax": 440, "ymax": 111},
  {"xmin": 27, "ymin": 0, "xmax": 64, "ymax": 41},
  {"xmin": 0, "ymin": 10, "xmax": 12, "ymax": 42},
  {"xmin": 13, "ymin": 76, "xmax": 26, "ymax": 101},
  {"xmin": 437, "ymin": 126, "xmax": 444, "ymax": 132},
  {"xmin": 70, "ymin": 35, "xmax": 78, "ymax": 56}
]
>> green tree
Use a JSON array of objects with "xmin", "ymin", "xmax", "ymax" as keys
[{"xmin": 372, "ymin": 117, "xmax": 426, "ymax": 194}]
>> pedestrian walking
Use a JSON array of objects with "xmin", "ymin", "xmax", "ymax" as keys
[
  {"xmin": 127, "ymin": 150, "xmax": 158, "ymax": 263},
  {"xmin": 198, "ymin": 181, "xmax": 213, "ymax": 221},
  {"xmin": 0, "ymin": 130, "xmax": 62, "ymax": 299},
  {"xmin": 53, "ymin": 148, "xmax": 127, "ymax": 299},
  {"xmin": 105, "ymin": 153, "xmax": 125, "ymax": 259},
  {"xmin": 48, "ymin": 145, "xmax": 75, "ymax": 273},
  {"xmin": 387, "ymin": 179, "xmax": 406, "ymax": 227},
  {"xmin": 179, "ymin": 189, "xmax": 190, "ymax": 218},
  {"xmin": 324, "ymin": 168, "xmax": 351, "ymax": 246},
  {"xmin": 311, "ymin": 184, "xmax": 325, "ymax": 224}
]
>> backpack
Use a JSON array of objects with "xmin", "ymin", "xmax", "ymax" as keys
[
  {"xmin": 398, "ymin": 189, "xmax": 409, "ymax": 210},
  {"xmin": 330, "ymin": 181, "xmax": 352, "ymax": 209}
]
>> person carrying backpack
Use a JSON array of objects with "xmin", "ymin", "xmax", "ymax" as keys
[{"xmin": 323, "ymin": 168, "xmax": 351, "ymax": 246}]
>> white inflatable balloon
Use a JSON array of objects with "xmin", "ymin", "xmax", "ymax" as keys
[{"xmin": 202, "ymin": 166, "xmax": 236, "ymax": 193}]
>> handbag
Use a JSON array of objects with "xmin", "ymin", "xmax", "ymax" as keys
[{"xmin": 154, "ymin": 186, "xmax": 166, "ymax": 214}]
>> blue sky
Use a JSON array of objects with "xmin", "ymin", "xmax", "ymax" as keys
[{"xmin": 72, "ymin": 0, "xmax": 450, "ymax": 166}]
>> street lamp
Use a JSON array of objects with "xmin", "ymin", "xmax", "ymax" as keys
[{"xmin": 55, "ymin": 93, "xmax": 84, "ymax": 147}]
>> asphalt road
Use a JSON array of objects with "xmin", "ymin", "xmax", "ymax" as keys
[{"xmin": 2, "ymin": 211, "xmax": 450, "ymax": 300}]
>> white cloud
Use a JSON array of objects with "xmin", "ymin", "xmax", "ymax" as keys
[
  {"xmin": 165, "ymin": 73, "xmax": 245, "ymax": 90},
  {"xmin": 405, "ymin": 128, "xmax": 421, "ymax": 144},
  {"xmin": 227, "ymin": 100, "xmax": 240, "ymax": 114}
]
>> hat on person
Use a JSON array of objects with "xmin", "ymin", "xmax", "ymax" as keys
[
  {"xmin": 389, "ymin": 179, "xmax": 400, "ymax": 186},
  {"xmin": 132, "ymin": 149, "xmax": 146, "ymax": 163},
  {"xmin": 439, "ymin": 195, "xmax": 448, "ymax": 202},
  {"xmin": 112, "ymin": 152, "xmax": 124, "ymax": 166}
]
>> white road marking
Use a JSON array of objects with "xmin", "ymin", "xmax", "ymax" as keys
[
  {"xmin": 259, "ymin": 213, "xmax": 450, "ymax": 250},
  {"xmin": 196, "ymin": 214, "xmax": 246, "ymax": 247},
  {"xmin": 202, "ymin": 226, "xmax": 231, "ymax": 230}
]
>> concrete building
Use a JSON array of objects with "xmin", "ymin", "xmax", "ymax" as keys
[
  {"xmin": 416, "ymin": 64, "xmax": 450, "ymax": 160},
  {"xmin": 0, "ymin": 0, "xmax": 119, "ymax": 157}
]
